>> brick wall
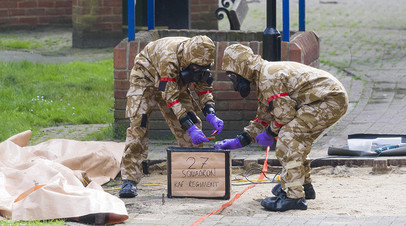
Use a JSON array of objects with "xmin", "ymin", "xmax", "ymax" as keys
[
  {"xmin": 72, "ymin": 0, "xmax": 123, "ymax": 48},
  {"xmin": 190, "ymin": 0, "xmax": 218, "ymax": 29},
  {"xmin": 113, "ymin": 29, "xmax": 320, "ymax": 138},
  {"xmin": 0, "ymin": 0, "xmax": 72, "ymax": 29}
]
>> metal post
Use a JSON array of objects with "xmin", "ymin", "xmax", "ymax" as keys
[
  {"xmin": 282, "ymin": 0, "xmax": 289, "ymax": 42},
  {"xmin": 263, "ymin": 0, "xmax": 281, "ymax": 61},
  {"xmin": 128, "ymin": 0, "xmax": 135, "ymax": 41},
  {"xmin": 147, "ymin": 0, "xmax": 155, "ymax": 30},
  {"xmin": 299, "ymin": 0, "xmax": 305, "ymax": 31}
]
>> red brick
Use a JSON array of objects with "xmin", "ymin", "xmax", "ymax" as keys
[
  {"xmin": 38, "ymin": 16, "xmax": 54, "ymax": 23},
  {"xmin": 240, "ymin": 42, "xmax": 249, "ymax": 47},
  {"xmin": 97, "ymin": 7, "xmax": 112, "ymax": 15},
  {"xmin": 111, "ymin": 23, "xmax": 121, "ymax": 31},
  {"xmin": 25, "ymin": 8, "xmax": 45, "ymax": 16},
  {"xmin": 0, "ymin": 1, "xmax": 17, "ymax": 8},
  {"xmin": 229, "ymin": 101, "xmax": 245, "ymax": 110},
  {"xmin": 128, "ymin": 41, "xmax": 139, "ymax": 69},
  {"xmin": 249, "ymin": 41, "xmax": 260, "ymax": 54},
  {"xmin": 215, "ymin": 91, "xmax": 244, "ymax": 100},
  {"xmin": 196, "ymin": 5, "xmax": 209, "ymax": 11},
  {"xmin": 102, "ymin": 0, "xmax": 121, "ymax": 7},
  {"xmin": 114, "ymin": 109, "xmax": 126, "ymax": 119},
  {"xmin": 244, "ymin": 101, "xmax": 258, "ymax": 110},
  {"xmin": 114, "ymin": 43, "xmax": 127, "ymax": 69},
  {"xmin": 44, "ymin": 8, "xmax": 60, "ymax": 15},
  {"xmin": 114, "ymin": 90, "xmax": 127, "ymax": 99},
  {"xmin": 281, "ymin": 41, "xmax": 288, "ymax": 61},
  {"xmin": 98, "ymin": 23, "xmax": 113, "ymax": 31},
  {"xmin": 18, "ymin": 1, "xmax": 38, "ymax": 8},
  {"xmin": 217, "ymin": 41, "xmax": 228, "ymax": 71},
  {"xmin": 214, "ymin": 101, "xmax": 229, "ymax": 111},
  {"xmin": 101, "ymin": 15, "xmax": 121, "ymax": 23},
  {"xmin": 217, "ymin": 71, "xmax": 229, "ymax": 81},
  {"xmin": 200, "ymin": 0, "xmax": 217, "ymax": 4},
  {"xmin": 245, "ymin": 90, "xmax": 258, "ymax": 100},
  {"xmin": 213, "ymin": 81, "xmax": 232, "ymax": 90},
  {"xmin": 114, "ymin": 99, "xmax": 127, "ymax": 110},
  {"xmin": 288, "ymin": 42, "xmax": 302, "ymax": 63},
  {"xmin": 0, "ymin": 9, "xmax": 8, "ymax": 17},
  {"xmin": 55, "ymin": 1, "xmax": 72, "ymax": 8},
  {"xmin": 112, "ymin": 7, "xmax": 122, "ymax": 14},
  {"xmin": 190, "ymin": 13, "xmax": 199, "ymax": 21},
  {"xmin": 114, "ymin": 80, "xmax": 130, "ymax": 90},
  {"xmin": 38, "ymin": 0, "xmax": 55, "ymax": 8},
  {"xmin": 243, "ymin": 110, "xmax": 257, "ymax": 120},
  {"xmin": 114, "ymin": 70, "xmax": 129, "ymax": 79},
  {"xmin": 139, "ymin": 41, "xmax": 148, "ymax": 52},
  {"xmin": 19, "ymin": 17, "xmax": 38, "ymax": 24},
  {"xmin": 9, "ymin": 9, "xmax": 25, "ymax": 16}
]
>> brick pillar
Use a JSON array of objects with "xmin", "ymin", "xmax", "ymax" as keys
[
  {"xmin": 72, "ymin": 0, "xmax": 124, "ymax": 48},
  {"xmin": 190, "ymin": 0, "xmax": 218, "ymax": 30}
]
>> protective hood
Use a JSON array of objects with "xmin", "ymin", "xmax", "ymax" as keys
[
  {"xmin": 179, "ymin": 35, "xmax": 215, "ymax": 69},
  {"xmin": 222, "ymin": 44, "xmax": 263, "ymax": 83}
]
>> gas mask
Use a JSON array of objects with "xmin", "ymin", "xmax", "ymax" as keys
[
  {"xmin": 180, "ymin": 64, "xmax": 214, "ymax": 86},
  {"xmin": 226, "ymin": 71, "xmax": 251, "ymax": 98}
]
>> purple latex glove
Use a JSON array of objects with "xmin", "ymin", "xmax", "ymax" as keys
[
  {"xmin": 214, "ymin": 138, "xmax": 242, "ymax": 150},
  {"xmin": 187, "ymin": 125, "xmax": 210, "ymax": 145},
  {"xmin": 205, "ymin": 113, "xmax": 224, "ymax": 134},
  {"xmin": 255, "ymin": 131, "xmax": 275, "ymax": 147}
]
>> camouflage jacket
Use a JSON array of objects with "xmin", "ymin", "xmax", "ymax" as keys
[
  {"xmin": 127, "ymin": 36, "xmax": 216, "ymax": 120},
  {"xmin": 222, "ymin": 44, "xmax": 348, "ymax": 140}
]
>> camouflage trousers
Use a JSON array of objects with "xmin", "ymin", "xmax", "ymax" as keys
[
  {"xmin": 121, "ymin": 85, "xmax": 203, "ymax": 183},
  {"xmin": 276, "ymin": 92, "xmax": 348, "ymax": 199}
]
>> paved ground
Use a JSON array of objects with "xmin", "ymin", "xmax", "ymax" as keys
[{"xmin": 2, "ymin": 0, "xmax": 406, "ymax": 224}]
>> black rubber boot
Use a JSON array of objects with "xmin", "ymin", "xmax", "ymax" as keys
[
  {"xmin": 272, "ymin": 183, "xmax": 316, "ymax": 199},
  {"xmin": 119, "ymin": 180, "xmax": 138, "ymax": 198},
  {"xmin": 303, "ymin": 183, "xmax": 316, "ymax": 199},
  {"xmin": 261, "ymin": 191, "xmax": 307, "ymax": 212}
]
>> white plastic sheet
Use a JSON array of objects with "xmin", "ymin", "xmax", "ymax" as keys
[{"xmin": 0, "ymin": 130, "xmax": 128, "ymax": 223}]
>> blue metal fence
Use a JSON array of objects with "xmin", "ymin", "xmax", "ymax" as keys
[
  {"xmin": 128, "ymin": 0, "xmax": 135, "ymax": 41},
  {"xmin": 147, "ymin": 0, "xmax": 155, "ymax": 30},
  {"xmin": 128, "ymin": 0, "xmax": 305, "ymax": 43},
  {"xmin": 283, "ymin": 0, "xmax": 306, "ymax": 42}
]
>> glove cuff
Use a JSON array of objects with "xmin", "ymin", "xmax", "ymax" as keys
[
  {"xmin": 180, "ymin": 115, "xmax": 195, "ymax": 131},
  {"xmin": 236, "ymin": 131, "xmax": 252, "ymax": 147},
  {"xmin": 266, "ymin": 126, "xmax": 278, "ymax": 137},
  {"xmin": 202, "ymin": 104, "xmax": 215, "ymax": 116}
]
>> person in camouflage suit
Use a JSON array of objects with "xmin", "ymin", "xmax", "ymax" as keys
[
  {"xmin": 215, "ymin": 44, "xmax": 348, "ymax": 211},
  {"xmin": 120, "ymin": 36, "xmax": 224, "ymax": 198}
]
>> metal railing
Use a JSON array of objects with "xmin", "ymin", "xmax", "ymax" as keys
[
  {"xmin": 128, "ymin": 0, "xmax": 156, "ymax": 41},
  {"xmin": 263, "ymin": 0, "xmax": 306, "ymax": 61},
  {"xmin": 127, "ymin": 0, "xmax": 306, "ymax": 56}
]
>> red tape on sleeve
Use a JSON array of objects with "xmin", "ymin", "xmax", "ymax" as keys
[
  {"xmin": 267, "ymin": 92, "xmax": 289, "ymax": 103},
  {"xmin": 167, "ymin": 100, "xmax": 179, "ymax": 108},
  {"xmin": 253, "ymin": 117, "xmax": 268, "ymax": 127},
  {"xmin": 198, "ymin": 90, "xmax": 212, "ymax": 96},
  {"xmin": 274, "ymin": 121, "xmax": 283, "ymax": 127},
  {"xmin": 160, "ymin": 77, "xmax": 177, "ymax": 82}
]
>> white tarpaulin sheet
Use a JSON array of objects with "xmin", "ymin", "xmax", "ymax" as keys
[{"xmin": 0, "ymin": 130, "xmax": 128, "ymax": 224}]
